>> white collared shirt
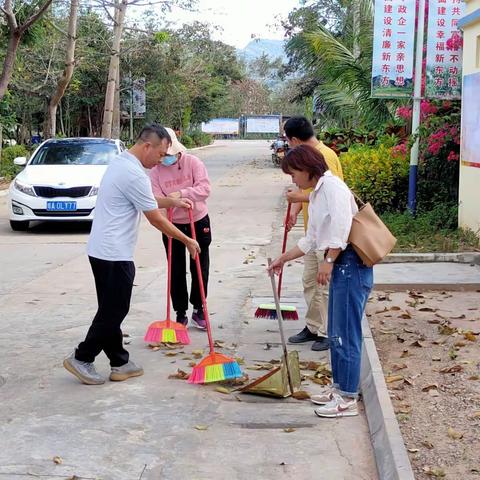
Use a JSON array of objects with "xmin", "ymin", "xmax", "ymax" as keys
[{"xmin": 297, "ymin": 171, "xmax": 358, "ymax": 254}]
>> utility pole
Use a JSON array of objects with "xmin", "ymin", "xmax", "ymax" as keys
[{"xmin": 408, "ymin": 0, "xmax": 426, "ymax": 215}]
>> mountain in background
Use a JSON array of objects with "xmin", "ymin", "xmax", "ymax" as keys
[{"xmin": 237, "ymin": 38, "xmax": 287, "ymax": 63}]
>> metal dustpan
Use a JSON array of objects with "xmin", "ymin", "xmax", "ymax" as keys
[
  {"xmin": 239, "ymin": 350, "xmax": 301, "ymax": 398},
  {"xmin": 240, "ymin": 258, "xmax": 301, "ymax": 398}
]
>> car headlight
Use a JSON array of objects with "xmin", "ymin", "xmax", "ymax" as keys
[
  {"xmin": 89, "ymin": 186, "xmax": 99, "ymax": 197},
  {"xmin": 14, "ymin": 179, "xmax": 36, "ymax": 197}
]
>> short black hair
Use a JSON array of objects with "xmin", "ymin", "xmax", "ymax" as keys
[
  {"xmin": 284, "ymin": 117, "xmax": 315, "ymax": 141},
  {"xmin": 136, "ymin": 124, "xmax": 171, "ymax": 145}
]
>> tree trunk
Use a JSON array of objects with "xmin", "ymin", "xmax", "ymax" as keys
[
  {"xmin": 101, "ymin": 0, "xmax": 128, "ymax": 139},
  {"xmin": 352, "ymin": 0, "xmax": 361, "ymax": 59},
  {"xmin": 59, "ymin": 100, "xmax": 65, "ymax": 135},
  {"xmin": 0, "ymin": 32, "xmax": 21, "ymax": 100},
  {"xmin": 112, "ymin": 61, "xmax": 121, "ymax": 139},
  {"xmin": 87, "ymin": 104, "xmax": 93, "ymax": 136},
  {"xmin": 45, "ymin": 0, "xmax": 79, "ymax": 138}
]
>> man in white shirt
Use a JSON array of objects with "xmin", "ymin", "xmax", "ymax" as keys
[{"xmin": 64, "ymin": 124, "xmax": 200, "ymax": 385}]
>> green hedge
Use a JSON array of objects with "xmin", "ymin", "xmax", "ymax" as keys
[
  {"xmin": 340, "ymin": 143, "xmax": 409, "ymax": 213},
  {"xmin": 0, "ymin": 145, "xmax": 29, "ymax": 179}
]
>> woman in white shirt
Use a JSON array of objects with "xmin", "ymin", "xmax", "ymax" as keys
[{"xmin": 269, "ymin": 144, "xmax": 373, "ymax": 419}]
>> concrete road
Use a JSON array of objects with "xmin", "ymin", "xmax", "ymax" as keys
[{"xmin": 0, "ymin": 140, "xmax": 378, "ymax": 480}]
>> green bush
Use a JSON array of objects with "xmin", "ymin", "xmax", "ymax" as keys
[
  {"xmin": 179, "ymin": 134, "xmax": 194, "ymax": 149},
  {"xmin": 340, "ymin": 143, "xmax": 409, "ymax": 213},
  {"xmin": 382, "ymin": 205, "xmax": 479, "ymax": 252},
  {"xmin": 0, "ymin": 145, "xmax": 29, "ymax": 179},
  {"xmin": 189, "ymin": 130, "xmax": 212, "ymax": 147}
]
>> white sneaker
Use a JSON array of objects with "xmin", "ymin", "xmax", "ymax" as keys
[
  {"xmin": 310, "ymin": 386, "xmax": 336, "ymax": 405},
  {"xmin": 110, "ymin": 360, "xmax": 144, "ymax": 382},
  {"xmin": 314, "ymin": 393, "xmax": 358, "ymax": 418}
]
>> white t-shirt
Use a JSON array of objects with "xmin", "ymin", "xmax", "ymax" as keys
[{"xmin": 87, "ymin": 151, "xmax": 158, "ymax": 261}]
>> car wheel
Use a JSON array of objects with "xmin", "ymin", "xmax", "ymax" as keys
[{"xmin": 10, "ymin": 220, "xmax": 30, "ymax": 231}]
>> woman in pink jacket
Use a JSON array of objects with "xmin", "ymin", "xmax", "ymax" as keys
[{"xmin": 150, "ymin": 128, "xmax": 212, "ymax": 329}]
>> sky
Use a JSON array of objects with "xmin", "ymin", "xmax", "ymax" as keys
[{"xmin": 168, "ymin": 0, "xmax": 301, "ymax": 49}]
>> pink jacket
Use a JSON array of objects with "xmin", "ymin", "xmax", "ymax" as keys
[{"xmin": 150, "ymin": 152, "xmax": 211, "ymax": 224}]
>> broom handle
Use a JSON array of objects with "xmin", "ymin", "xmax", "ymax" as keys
[
  {"xmin": 166, "ymin": 208, "xmax": 173, "ymax": 326},
  {"xmin": 277, "ymin": 202, "xmax": 291, "ymax": 299},
  {"xmin": 268, "ymin": 257, "xmax": 295, "ymax": 396},
  {"xmin": 188, "ymin": 209, "xmax": 215, "ymax": 354}
]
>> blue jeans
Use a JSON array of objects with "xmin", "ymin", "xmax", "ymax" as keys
[{"xmin": 327, "ymin": 245, "xmax": 373, "ymax": 398}]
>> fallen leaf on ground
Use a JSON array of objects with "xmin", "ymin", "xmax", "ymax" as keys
[
  {"xmin": 423, "ymin": 466, "xmax": 446, "ymax": 477},
  {"xmin": 433, "ymin": 338, "xmax": 448, "ymax": 345},
  {"xmin": 469, "ymin": 375, "xmax": 480, "ymax": 381},
  {"xmin": 400, "ymin": 349, "xmax": 410, "ymax": 358},
  {"xmin": 440, "ymin": 364, "xmax": 463, "ymax": 374},
  {"xmin": 396, "ymin": 404, "xmax": 412, "ymax": 414},
  {"xmin": 411, "ymin": 340, "xmax": 426, "ymax": 348},
  {"xmin": 421, "ymin": 440, "xmax": 435, "ymax": 449},
  {"xmin": 399, "ymin": 312, "xmax": 412, "ymax": 319},
  {"xmin": 397, "ymin": 336, "xmax": 406, "ymax": 343},
  {"xmin": 214, "ymin": 340, "xmax": 225, "ymax": 348},
  {"xmin": 428, "ymin": 319, "xmax": 441, "ymax": 324},
  {"xmin": 422, "ymin": 383, "xmax": 439, "ymax": 392},
  {"xmin": 164, "ymin": 352, "xmax": 177, "ymax": 357},
  {"xmin": 464, "ymin": 331, "xmax": 477, "ymax": 342},
  {"xmin": 386, "ymin": 375, "xmax": 404, "ymax": 383},
  {"xmin": 168, "ymin": 369, "xmax": 189, "ymax": 380},
  {"xmin": 454, "ymin": 340, "xmax": 467, "ymax": 347},
  {"xmin": 310, "ymin": 374, "xmax": 331, "ymax": 386},
  {"xmin": 390, "ymin": 306, "xmax": 401, "ymax": 311},
  {"xmin": 451, "ymin": 314, "xmax": 466, "ymax": 320},
  {"xmin": 195, "ymin": 425, "xmax": 209, "ymax": 431},
  {"xmin": 408, "ymin": 448, "xmax": 419, "ymax": 453},
  {"xmin": 431, "ymin": 357, "xmax": 442, "ymax": 362},
  {"xmin": 380, "ymin": 329, "xmax": 397, "ymax": 334},
  {"xmin": 404, "ymin": 377, "xmax": 415, "ymax": 386},
  {"xmin": 377, "ymin": 294, "xmax": 391, "ymax": 301},
  {"xmin": 192, "ymin": 350, "xmax": 204, "ymax": 359},
  {"xmin": 404, "ymin": 327, "xmax": 415, "ymax": 334},
  {"xmin": 419, "ymin": 307, "xmax": 437, "ymax": 312},
  {"xmin": 438, "ymin": 324, "xmax": 457, "ymax": 335},
  {"xmin": 235, "ymin": 357, "xmax": 245, "ymax": 365},
  {"xmin": 392, "ymin": 363, "xmax": 408, "ymax": 371},
  {"xmin": 292, "ymin": 390, "xmax": 311, "ymax": 400},
  {"xmin": 283, "ymin": 428, "xmax": 295, "ymax": 433},
  {"xmin": 188, "ymin": 361, "xmax": 196, "ymax": 367},
  {"xmin": 448, "ymin": 347, "xmax": 458, "ymax": 360},
  {"xmin": 53, "ymin": 456, "xmax": 62, "ymax": 465},
  {"xmin": 215, "ymin": 386, "xmax": 231, "ymax": 394},
  {"xmin": 375, "ymin": 307, "xmax": 389, "ymax": 314},
  {"xmin": 473, "ymin": 411, "xmax": 480, "ymax": 418},
  {"xmin": 408, "ymin": 290, "xmax": 424, "ymax": 298},
  {"xmin": 299, "ymin": 361, "xmax": 321, "ymax": 370},
  {"xmin": 447, "ymin": 427, "xmax": 463, "ymax": 440},
  {"xmin": 152, "ymin": 346, "xmax": 160, "ymax": 351}
]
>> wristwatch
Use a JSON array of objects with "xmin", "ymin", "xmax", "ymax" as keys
[{"xmin": 324, "ymin": 256, "xmax": 335, "ymax": 264}]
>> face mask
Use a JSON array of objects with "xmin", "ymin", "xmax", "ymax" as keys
[{"xmin": 162, "ymin": 154, "xmax": 177, "ymax": 166}]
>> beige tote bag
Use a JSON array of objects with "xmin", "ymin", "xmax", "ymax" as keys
[{"xmin": 348, "ymin": 193, "xmax": 397, "ymax": 267}]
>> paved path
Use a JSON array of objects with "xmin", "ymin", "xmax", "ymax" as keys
[{"xmin": 0, "ymin": 140, "xmax": 378, "ymax": 480}]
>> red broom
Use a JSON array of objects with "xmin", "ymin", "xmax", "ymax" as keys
[
  {"xmin": 255, "ymin": 202, "xmax": 299, "ymax": 320},
  {"xmin": 187, "ymin": 209, "xmax": 242, "ymax": 384},
  {"xmin": 144, "ymin": 209, "xmax": 190, "ymax": 345}
]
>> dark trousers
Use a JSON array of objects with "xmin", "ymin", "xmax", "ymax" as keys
[
  {"xmin": 162, "ymin": 214, "xmax": 211, "ymax": 313},
  {"xmin": 75, "ymin": 256, "xmax": 135, "ymax": 367}
]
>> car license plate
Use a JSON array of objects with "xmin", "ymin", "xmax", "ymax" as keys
[{"xmin": 46, "ymin": 201, "xmax": 77, "ymax": 211}]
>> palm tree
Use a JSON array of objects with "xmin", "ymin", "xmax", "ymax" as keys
[{"xmin": 286, "ymin": 0, "xmax": 400, "ymax": 129}]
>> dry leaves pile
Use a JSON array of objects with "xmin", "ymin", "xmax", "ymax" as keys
[{"xmin": 369, "ymin": 290, "xmax": 480, "ymax": 479}]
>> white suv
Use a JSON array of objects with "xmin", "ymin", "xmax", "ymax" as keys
[{"xmin": 8, "ymin": 137, "xmax": 124, "ymax": 231}]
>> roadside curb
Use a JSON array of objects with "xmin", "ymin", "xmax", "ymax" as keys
[
  {"xmin": 187, "ymin": 143, "xmax": 219, "ymax": 152},
  {"xmin": 384, "ymin": 252, "xmax": 480, "ymax": 264},
  {"xmin": 361, "ymin": 317, "xmax": 416, "ymax": 480}
]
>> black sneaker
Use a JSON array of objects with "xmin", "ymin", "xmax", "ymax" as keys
[
  {"xmin": 176, "ymin": 311, "xmax": 188, "ymax": 326},
  {"xmin": 288, "ymin": 326, "xmax": 319, "ymax": 344},
  {"xmin": 311, "ymin": 336, "xmax": 330, "ymax": 351}
]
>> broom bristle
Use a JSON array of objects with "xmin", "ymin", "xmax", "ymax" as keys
[
  {"xmin": 254, "ymin": 304, "xmax": 298, "ymax": 320},
  {"xmin": 144, "ymin": 320, "xmax": 190, "ymax": 344},
  {"xmin": 188, "ymin": 353, "xmax": 242, "ymax": 384}
]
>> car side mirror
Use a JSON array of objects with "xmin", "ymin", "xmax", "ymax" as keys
[{"xmin": 14, "ymin": 157, "xmax": 27, "ymax": 166}]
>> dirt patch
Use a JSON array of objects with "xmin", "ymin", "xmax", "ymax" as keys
[{"xmin": 367, "ymin": 290, "xmax": 480, "ymax": 479}]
